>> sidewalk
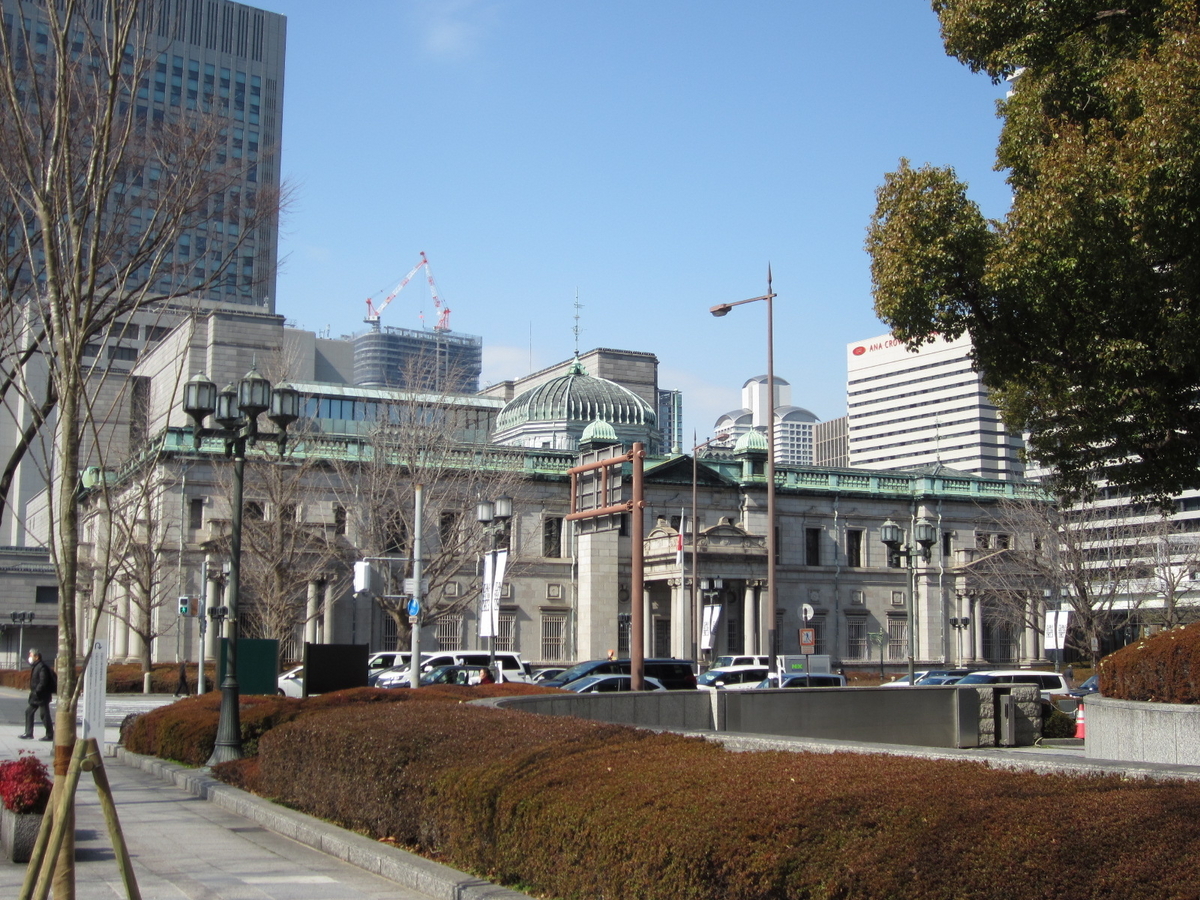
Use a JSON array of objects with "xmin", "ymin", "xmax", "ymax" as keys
[{"xmin": 0, "ymin": 690, "xmax": 529, "ymax": 900}]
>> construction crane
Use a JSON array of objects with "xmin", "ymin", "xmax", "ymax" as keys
[{"xmin": 363, "ymin": 251, "xmax": 452, "ymax": 332}]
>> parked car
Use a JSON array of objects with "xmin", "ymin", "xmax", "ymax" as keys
[
  {"xmin": 1069, "ymin": 674, "xmax": 1100, "ymax": 699},
  {"xmin": 954, "ymin": 669, "xmax": 1072, "ymax": 701},
  {"xmin": 758, "ymin": 673, "xmax": 847, "ymax": 689},
  {"xmin": 419, "ymin": 665, "xmax": 496, "ymax": 686},
  {"xmin": 711, "ymin": 654, "xmax": 770, "ymax": 670},
  {"xmin": 917, "ymin": 674, "xmax": 965, "ymax": 685},
  {"xmin": 277, "ymin": 665, "xmax": 304, "ymax": 697},
  {"xmin": 374, "ymin": 650, "xmax": 532, "ymax": 688},
  {"xmin": 532, "ymin": 667, "xmax": 567, "ymax": 683},
  {"xmin": 696, "ymin": 665, "xmax": 770, "ymax": 690},
  {"xmin": 541, "ymin": 658, "xmax": 697, "ymax": 690},
  {"xmin": 564, "ymin": 674, "xmax": 667, "ymax": 693},
  {"xmin": 368, "ymin": 651, "xmax": 410, "ymax": 674},
  {"xmin": 883, "ymin": 669, "xmax": 972, "ymax": 687}
]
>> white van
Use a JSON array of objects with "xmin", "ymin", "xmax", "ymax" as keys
[{"xmin": 375, "ymin": 650, "xmax": 532, "ymax": 687}]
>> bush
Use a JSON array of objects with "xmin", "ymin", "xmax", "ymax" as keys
[
  {"xmin": 0, "ymin": 753, "xmax": 52, "ymax": 814},
  {"xmin": 1041, "ymin": 703, "xmax": 1076, "ymax": 738},
  {"xmin": 0, "ymin": 662, "xmax": 216, "ymax": 694},
  {"xmin": 240, "ymin": 699, "xmax": 1200, "ymax": 900},
  {"xmin": 1100, "ymin": 621, "xmax": 1200, "ymax": 703}
]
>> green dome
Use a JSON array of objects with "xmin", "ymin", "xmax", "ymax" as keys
[
  {"xmin": 734, "ymin": 429, "xmax": 769, "ymax": 454},
  {"xmin": 495, "ymin": 360, "xmax": 656, "ymax": 431},
  {"xmin": 581, "ymin": 418, "xmax": 618, "ymax": 445}
]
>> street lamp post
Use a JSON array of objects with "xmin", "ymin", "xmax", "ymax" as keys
[
  {"xmin": 476, "ymin": 495, "xmax": 513, "ymax": 680},
  {"xmin": 880, "ymin": 518, "xmax": 937, "ymax": 686},
  {"xmin": 710, "ymin": 268, "xmax": 778, "ymax": 671},
  {"xmin": 183, "ymin": 366, "xmax": 299, "ymax": 765},
  {"xmin": 690, "ymin": 433, "xmax": 729, "ymax": 667}
]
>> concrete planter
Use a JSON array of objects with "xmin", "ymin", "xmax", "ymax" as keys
[
  {"xmin": 1, "ymin": 805, "xmax": 43, "ymax": 863},
  {"xmin": 1085, "ymin": 696, "xmax": 1200, "ymax": 765}
]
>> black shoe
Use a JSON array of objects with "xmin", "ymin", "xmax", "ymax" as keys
[
  {"xmin": 17, "ymin": 733, "xmax": 32, "ymax": 740},
  {"xmin": 39, "ymin": 734, "xmax": 53, "ymax": 742}
]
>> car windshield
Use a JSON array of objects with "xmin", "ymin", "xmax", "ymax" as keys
[
  {"xmin": 697, "ymin": 669, "xmax": 731, "ymax": 686},
  {"xmin": 420, "ymin": 666, "xmax": 458, "ymax": 685},
  {"xmin": 552, "ymin": 661, "xmax": 608, "ymax": 683}
]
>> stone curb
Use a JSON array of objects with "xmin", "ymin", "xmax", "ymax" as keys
[{"xmin": 113, "ymin": 747, "xmax": 532, "ymax": 900}]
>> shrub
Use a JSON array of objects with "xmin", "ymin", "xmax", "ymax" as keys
[
  {"xmin": 0, "ymin": 753, "xmax": 52, "ymax": 814},
  {"xmin": 1041, "ymin": 703, "xmax": 1076, "ymax": 738},
  {"xmin": 1100, "ymin": 621, "xmax": 1200, "ymax": 702}
]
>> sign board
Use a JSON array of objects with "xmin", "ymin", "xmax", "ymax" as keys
[
  {"xmin": 403, "ymin": 577, "xmax": 430, "ymax": 597},
  {"xmin": 407, "ymin": 597, "xmax": 421, "ymax": 617},
  {"xmin": 81, "ymin": 639, "xmax": 108, "ymax": 741},
  {"xmin": 1045, "ymin": 609, "xmax": 1070, "ymax": 651},
  {"xmin": 479, "ymin": 549, "xmax": 508, "ymax": 638},
  {"xmin": 798, "ymin": 628, "xmax": 816, "ymax": 655},
  {"xmin": 779, "ymin": 654, "xmax": 832, "ymax": 675}
]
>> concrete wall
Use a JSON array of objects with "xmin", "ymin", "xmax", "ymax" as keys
[
  {"xmin": 1086, "ymin": 696, "xmax": 1200, "ymax": 766},
  {"xmin": 497, "ymin": 686, "xmax": 998, "ymax": 749}
]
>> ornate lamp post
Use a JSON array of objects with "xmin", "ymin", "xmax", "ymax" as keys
[
  {"xmin": 183, "ymin": 366, "xmax": 299, "ymax": 765},
  {"xmin": 710, "ymin": 268, "xmax": 778, "ymax": 671},
  {"xmin": 476, "ymin": 494, "xmax": 513, "ymax": 680},
  {"xmin": 880, "ymin": 517, "xmax": 937, "ymax": 686}
]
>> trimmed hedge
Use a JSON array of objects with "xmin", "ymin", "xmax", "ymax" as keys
[
  {"xmin": 0, "ymin": 662, "xmax": 215, "ymax": 694},
  {"xmin": 240, "ymin": 698, "xmax": 1200, "ymax": 900},
  {"xmin": 1100, "ymin": 621, "xmax": 1200, "ymax": 703}
]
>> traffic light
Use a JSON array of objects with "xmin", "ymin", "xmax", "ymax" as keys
[{"xmin": 178, "ymin": 596, "xmax": 191, "ymax": 616}]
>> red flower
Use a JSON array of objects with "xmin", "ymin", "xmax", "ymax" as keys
[{"xmin": 0, "ymin": 753, "xmax": 52, "ymax": 814}]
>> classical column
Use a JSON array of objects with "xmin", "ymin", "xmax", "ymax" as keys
[
  {"xmin": 972, "ymin": 596, "xmax": 985, "ymax": 663},
  {"xmin": 112, "ymin": 580, "xmax": 130, "ymax": 662},
  {"xmin": 744, "ymin": 582, "xmax": 759, "ymax": 655},
  {"xmin": 126, "ymin": 584, "xmax": 147, "ymax": 665},
  {"xmin": 305, "ymin": 580, "xmax": 320, "ymax": 646},
  {"xmin": 1024, "ymin": 595, "xmax": 1041, "ymax": 664},
  {"xmin": 668, "ymin": 578, "xmax": 688, "ymax": 658},
  {"xmin": 204, "ymin": 570, "xmax": 223, "ymax": 662},
  {"xmin": 322, "ymin": 580, "xmax": 335, "ymax": 644}
]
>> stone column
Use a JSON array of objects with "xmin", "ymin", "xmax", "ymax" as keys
[
  {"xmin": 972, "ymin": 595, "xmax": 985, "ymax": 663},
  {"xmin": 126, "ymin": 585, "xmax": 147, "ymax": 665},
  {"xmin": 744, "ymin": 582, "xmax": 759, "ymax": 655},
  {"xmin": 204, "ymin": 571, "xmax": 223, "ymax": 662},
  {"xmin": 669, "ymin": 578, "xmax": 688, "ymax": 658},
  {"xmin": 305, "ymin": 580, "xmax": 320, "ymax": 646},
  {"xmin": 1024, "ymin": 596, "xmax": 1040, "ymax": 664},
  {"xmin": 323, "ymin": 580, "xmax": 336, "ymax": 644},
  {"xmin": 112, "ymin": 581, "xmax": 130, "ymax": 662}
]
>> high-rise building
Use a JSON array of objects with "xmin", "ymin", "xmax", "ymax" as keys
[
  {"xmin": 353, "ymin": 326, "xmax": 483, "ymax": 393},
  {"xmin": 713, "ymin": 376, "xmax": 818, "ymax": 467},
  {"xmin": 846, "ymin": 332, "xmax": 1025, "ymax": 478},
  {"xmin": 657, "ymin": 389, "xmax": 683, "ymax": 454}
]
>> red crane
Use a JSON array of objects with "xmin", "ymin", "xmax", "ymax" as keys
[{"xmin": 363, "ymin": 251, "xmax": 452, "ymax": 332}]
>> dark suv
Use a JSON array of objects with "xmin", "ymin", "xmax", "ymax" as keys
[{"xmin": 542, "ymin": 658, "xmax": 697, "ymax": 690}]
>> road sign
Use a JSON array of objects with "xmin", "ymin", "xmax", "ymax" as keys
[
  {"xmin": 799, "ymin": 628, "xmax": 816, "ymax": 655},
  {"xmin": 407, "ymin": 597, "xmax": 420, "ymax": 617}
]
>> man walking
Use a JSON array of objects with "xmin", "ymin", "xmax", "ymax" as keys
[{"xmin": 19, "ymin": 648, "xmax": 54, "ymax": 741}]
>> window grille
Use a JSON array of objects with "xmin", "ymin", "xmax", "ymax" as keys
[
  {"xmin": 847, "ymin": 619, "xmax": 867, "ymax": 658},
  {"xmin": 887, "ymin": 619, "xmax": 907, "ymax": 660},
  {"xmin": 496, "ymin": 612, "xmax": 516, "ymax": 653},
  {"xmin": 379, "ymin": 612, "xmax": 397, "ymax": 651},
  {"xmin": 618, "ymin": 613, "xmax": 631, "ymax": 656},
  {"xmin": 435, "ymin": 613, "xmax": 463, "ymax": 651},
  {"xmin": 541, "ymin": 612, "xmax": 567, "ymax": 661},
  {"xmin": 653, "ymin": 618, "xmax": 671, "ymax": 658}
]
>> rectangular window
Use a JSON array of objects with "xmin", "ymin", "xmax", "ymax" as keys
[
  {"xmin": 541, "ymin": 612, "xmax": 567, "ymax": 661},
  {"xmin": 812, "ymin": 617, "xmax": 827, "ymax": 655},
  {"xmin": 439, "ymin": 510, "xmax": 458, "ymax": 550},
  {"xmin": 805, "ymin": 527, "xmax": 821, "ymax": 566},
  {"xmin": 334, "ymin": 505, "xmax": 346, "ymax": 536},
  {"xmin": 542, "ymin": 516, "xmax": 563, "ymax": 558},
  {"xmin": 35, "ymin": 586, "xmax": 58, "ymax": 604},
  {"xmin": 496, "ymin": 612, "xmax": 516, "ymax": 653},
  {"xmin": 435, "ymin": 614, "xmax": 463, "ymax": 651},
  {"xmin": 887, "ymin": 619, "xmax": 907, "ymax": 661},
  {"xmin": 618, "ymin": 612, "xmax": 631, "ymax": 656},
  {"xmin": 847, "ymin": 619, "xmax": 867, "ymax": 659},
  {"xmin": 189, "ymin": 497, "xmax": 204, "ymax": 531},
  {"xmin": 942, "ymin": 531, "xmax": 953, "ymax": 558},
  {"xmin": 846, "ymin": 529, "xmax": 863, "ymax": 567}
]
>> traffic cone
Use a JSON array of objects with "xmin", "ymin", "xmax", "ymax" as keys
[{"xmin": 1074, "ymin": 701, "xmax": 1086, "ymax": 739}]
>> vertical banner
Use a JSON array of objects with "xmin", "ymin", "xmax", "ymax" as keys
[
  {"xmin": 1045, "ymin": 609, "xmax": 1070, "ymax": 651},
  {"xmin": 81, "ymin": 638, "xmax": 108, "ymax": 741},
  {"xmin": 491, "ymin": 549, "xmax": 508, "ymax": 639},
  {"xmin": 700, "ymin": 604, "xmax": 722, "ymax": 651},
  {"xmin": 480, "ymin": 551, "xmax": 495, "ymax": 638}
]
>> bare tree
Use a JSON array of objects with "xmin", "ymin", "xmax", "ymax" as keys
[
  {"xmin": 331, "ymin": 357, "xmax": 524, "ymax": 649},
  {"xmin": 962, "ymin": 495, "xmax": 1159, "ymax": 668},
  {"xmin": 0, "ymin": 1, "xmax": 281, "ymax": 891},
  {"xmin": 1134, "ymin": 515, "xmax": 1200, "ymax": 631}
]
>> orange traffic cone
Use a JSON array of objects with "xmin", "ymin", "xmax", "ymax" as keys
[{"xmin": 1074, "ymin": 701, "xmax": 1086, "ymax": 739}]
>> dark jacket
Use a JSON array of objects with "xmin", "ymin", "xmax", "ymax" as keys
[{"xmin": 28, "ymin": 658, "xmax": 52, "ymax": 703}]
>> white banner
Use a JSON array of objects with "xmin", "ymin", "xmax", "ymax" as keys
[
  {"xmin": 81, "ymin": 639, "xmax": 108, "ymax": 741},
  {"xmin": 480, "ymin": 549, "xmax": 508, "ymax": 638},
  {"xmin": 1045, "ymin": 609, "xmax": 1070, "ymax": 651},
  {"xmin": 700, "ymin": 603, "xmax": 722, "ymax": 651}
]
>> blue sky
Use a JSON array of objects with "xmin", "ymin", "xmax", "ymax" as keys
[{"xmin": 261, "ymin": 1, "xmax": 1012, "ymax": 441}]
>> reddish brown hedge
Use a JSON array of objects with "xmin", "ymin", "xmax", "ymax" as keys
[
  {"xmin": 244, "ymin": 699, "xmax": 1200, "ymax": 900},
  {"xmin": 0, "ymin": 662, "xmax": 215, "ymax": 694},
  {"xmin": 1100, "ymin": 621, "xmax": 1200, "ymax": 702}
]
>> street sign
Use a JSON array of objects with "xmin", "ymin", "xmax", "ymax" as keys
[
  {"xmin": 407, "ymin": 597, "xmax": 420, "ymax": 617},
  {"xmin": 799, "ymin": 627, "xmax": 816, "ymax": 655}
]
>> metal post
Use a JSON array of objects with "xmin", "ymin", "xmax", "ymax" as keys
[
  {"xmin": 631, "ymin": 443, "xmax": 645, "ymax": 690},
  {"xmin": 764, "ymin": 270, "xmax": 777, "ymax": 673},
  {"xmin": 409, "ymin": 484, "xmax": 424, "ymax": 690},
  {"xmin": 206, "ymin": 445, "xmax": 244, "ymax": 765},
  {"xmin": 906, "ymin": 544, "xmax": 916, "ymax": 688}
]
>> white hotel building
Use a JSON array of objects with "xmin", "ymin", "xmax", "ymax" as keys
[{"xmin": 846, "ymin": 332, "xmax": 1025, "ymax": 480}]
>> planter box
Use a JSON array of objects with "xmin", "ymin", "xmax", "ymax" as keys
[
  {"xmin": 1, "ymin": 805, "xmax": 43, "ymax": 863},
  {"xmin": 1085, "ymin": 696, "xmax": 1200, "ymax": 765}
]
